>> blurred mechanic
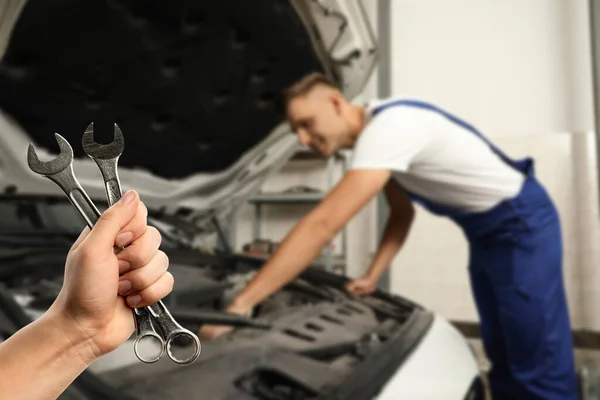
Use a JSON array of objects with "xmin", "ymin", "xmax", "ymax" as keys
[
  {"xmin": 199, "ymin": 72, "xmax": 580, "ymax": 399},
  {"xmin": 0, "ymin": 190, "xmax": 173, "ymax": 400}
]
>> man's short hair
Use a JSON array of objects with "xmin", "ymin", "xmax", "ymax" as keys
[{"xmin": 282, "ymin": 72, "xmax": 337, "ymax": 108}]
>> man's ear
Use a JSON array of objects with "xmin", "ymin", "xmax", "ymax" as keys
[{"xmin": 331, "ymin": 92, "xmax": 343, "ymax": 115}]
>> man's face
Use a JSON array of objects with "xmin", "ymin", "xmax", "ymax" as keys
[{"xmin": 286, "ymin": 89, "xmax": 350, "ymax": 157}]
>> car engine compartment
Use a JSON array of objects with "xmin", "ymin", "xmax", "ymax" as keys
[{"xmin": 0, "ymin": 196, "xmax": 433, "ymax": 400}]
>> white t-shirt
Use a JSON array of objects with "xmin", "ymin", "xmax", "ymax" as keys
[{"xmin": 350, "ymin": 97, "xmax": 525, "ymax": 213}]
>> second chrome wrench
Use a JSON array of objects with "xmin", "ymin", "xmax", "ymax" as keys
[{"xmin": 82, "ymin": 123, "xmax": 201, "ymax": 365}]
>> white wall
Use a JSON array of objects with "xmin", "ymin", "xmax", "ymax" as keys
[
  {"xmin": 389, "ymin": 0, "xmax": 578, "ymax": 137},
  {"xmin": 385, "ymin": 0, "xmax": 599, "ymax": 330}
]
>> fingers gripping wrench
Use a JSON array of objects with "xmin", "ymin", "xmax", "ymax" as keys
[
  {"xmin": 27, "ymin": 126, "xmax": 201, "ymax": 364},
  {"xmin": 82, "ymin": 123, "xmax": 201, "ymax": 364}
]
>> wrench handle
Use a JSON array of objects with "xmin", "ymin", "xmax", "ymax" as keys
[
  {"xmin": 48, "ymin": 166, "xmax": 102, "ymax": 229},
  {"xmin": 48, "ymin": 167, "xmax": 122, "ymax": 255},
  {"xmin": 94, "ymin": 158, "xmax": 122, "ymax": 206},
  {"xmin": 69, "ymin": 187, "xmax": 102, "ymax": 228}
]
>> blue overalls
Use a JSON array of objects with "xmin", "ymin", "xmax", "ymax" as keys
[{"xmin": 372, "ymin": 100, "xmax": 579, "ymax": 400}]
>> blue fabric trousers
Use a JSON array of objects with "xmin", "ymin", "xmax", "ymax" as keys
[
  {"xmin": 371, "ymin": 100, "xmax": 579, "ymax": 399},
  {"xmin": 461, "ymin": 173, "xmax": 579, "ymax": 399}
]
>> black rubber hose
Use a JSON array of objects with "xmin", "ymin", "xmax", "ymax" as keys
[
  {"xmin": 0, "ymin": 282, "xmax": 32, "ymax": 329},
  {"xmin": 171, "ymin": 307, "xmax": 271, "ymax": 329}
]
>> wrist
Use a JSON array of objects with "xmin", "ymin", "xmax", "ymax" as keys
[
  {"xmin": 0, "ymin": 309, "xmax": 97, "ymax": 400},
  {"xmin": 364, "ymin": 270, "xmax": 380, "ymax": 282},
  {"xmin": 226, "ymin": 298, "xmax": 253, "ymax": 315},
  {"xmin": 45, "ymin": 306, "xmax": 102, "ymax": 366}
]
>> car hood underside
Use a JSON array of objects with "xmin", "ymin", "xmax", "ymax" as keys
[{"xmin": 0, "ymin": 0, "xmax": 323, "ymax": 179}]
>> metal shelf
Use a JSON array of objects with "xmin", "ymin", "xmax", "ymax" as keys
[
  {"xmin": 247, "ymin": 149, "xmax": 348, "ymax": 274},
  {"xmin": 248, "ymin": 192, "xmax": 325, "ymax": 204},
  {"xmin": 242, "ymin": 253, "xmax": 346, "ymax": 272},
  {"xmin": 291, "ymin": 149, "xmax": 346, "ymax": 161}
]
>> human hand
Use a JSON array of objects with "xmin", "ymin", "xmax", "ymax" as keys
[
  {"xmin": 345, "ymin": 275, "xmax": 377, "ymax": 296},
  {"xmin": 198, "ymin": 324, "xmax": 235, "ymax": 341},
  {"xmin": 48, "ymin": 190, "xmax": 173, "ymax": 361},
  {"xmin": 197, "ymin": 303, "xmax": 249, "ymax": 341}
]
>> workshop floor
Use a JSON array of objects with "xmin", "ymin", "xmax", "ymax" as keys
[{"xmin": 468, "ymin": 339, "xmax": 600, "ymax": 400}]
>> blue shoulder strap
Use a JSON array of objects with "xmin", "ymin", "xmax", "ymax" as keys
[
  {"xmin": 371, "ymin": 99, "xmax": 532, "ymax": 173},
  {"xmin": 369, "ymin": 99, "xmax": 533, "ymax": 217}
]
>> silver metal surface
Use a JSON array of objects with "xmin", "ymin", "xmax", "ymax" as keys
[
  {"xmin": 144, "ymin": 300, "xmax": 201, "ymax": 364},
  {"xmin": 132, "ymin": 307, "xmax": 165, "ymax": 363},
  {"xmin": 27, "ymin": 133, "xmax": 103, "ymax": 229},
  {"xmin": 82, "ymin": 122, "xmax": 124, "ymax": 206},
  {"xmin": 591, "ymin": 0, "xmax": 600, "ymax": 217},
  {"xmin": 376, "ymin": 0, "xmax": 391, "ymax": 291},
  {"xmin": 81, "ymin": 123, "xmax": 201, "ymax": 364}
]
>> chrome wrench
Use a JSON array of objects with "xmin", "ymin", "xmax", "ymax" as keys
[{"xmin": 81, "ymin": 123, "xmax": 201, "ymax": 364}]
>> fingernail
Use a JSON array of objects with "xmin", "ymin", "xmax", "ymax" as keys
[
  {"xmin": 115, "ymin": 232, "xmax": 133, "ymax": 247},
  {"xmin": 118, "ymin": 260, "xmax": 131, "ymax": 274},
  {"xmin": 119, "ymin": 190, "xmax": 136, "ymax": 205},
  {"xmin": 118, "ymin": 280, "xmax": 132, "ymax": 295},
  {"xmin": 127, "ymin": 295, "xmax": 141, "ymax": 307}
]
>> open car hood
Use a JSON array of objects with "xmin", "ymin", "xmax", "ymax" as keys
[{"xmin": 0, "ymin": 0, "xmax": 377, "ymax": 231}]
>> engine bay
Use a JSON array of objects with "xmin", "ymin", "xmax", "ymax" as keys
[{"xmin": 0, "ymin": 195, "xmax": 433, "ymax": 399}]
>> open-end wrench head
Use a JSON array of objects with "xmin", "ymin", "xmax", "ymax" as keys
[
  {"xmin": 82, "ymin": 122, "xmax": 124, "ymax": 160},
  {"xmin": 27, "ymin": 133, "xmax": 74, "ymax": 175}
]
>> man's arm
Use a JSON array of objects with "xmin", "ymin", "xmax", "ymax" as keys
[
  {"xmin": 367, "ymin": 181, "xmax": 415, "ymax": 280},
  {"xmin": 227, "ymin": 169, "xmax": 392, "ymax": 314}
]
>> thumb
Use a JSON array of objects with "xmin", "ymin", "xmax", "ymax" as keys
[{"xmin": 86, "ymin": 190, "xmax": 139, "ymax": 249}]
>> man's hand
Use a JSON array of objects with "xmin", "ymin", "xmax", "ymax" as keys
[
  {"xmin": 345, "ymin": 182, "xmax": 415, "ymax": 299},
  {"xmin": 49, "ymin": 190, "xmax": 174, "ymax": 360},
  {"xmin": 198, "ymin": 325, "xmax": 235, "ymax": 341},
  {"xmin": 197, "ymin": 303, "xmax": 249, "ymax": 340},
  {"xmin": 345, "ymin": 276, "xmax": 377, "ymax": 296}
]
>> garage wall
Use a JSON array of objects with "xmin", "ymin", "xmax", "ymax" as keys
[
  {"xmin": 385, "ymin": 0, "xmax": 600, "ymax": 330},
  {"xmin": 388, "ymin": 0, "xmax": 575, "ymax": 137}
]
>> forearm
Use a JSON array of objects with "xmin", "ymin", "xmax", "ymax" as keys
[
  {"xmin": 0, "ymin": 309, "xmax": 97, "ymax": 400},
  {"xmin": 230, "ymin": 216, "xmax": 332, "ymax": 311},
  {"xmin": 365, "ymin": 211, "xmax": 414, "ymax": 281}
]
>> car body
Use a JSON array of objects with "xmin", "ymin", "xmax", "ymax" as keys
[{"xmin": 0, "ymin": 1, "xmax": 483, "ymax": 399}]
